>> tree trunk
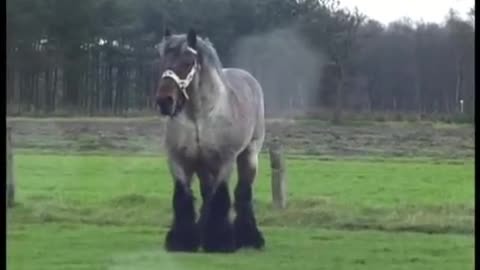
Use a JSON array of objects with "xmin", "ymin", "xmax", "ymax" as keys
[
  {"xmin": 45, "ymin": 68, "xmax": 51, "ymax": 113},
  {"xmin": 104, "ymin": 64, "xmax": 113, "ymax": 113},
  {"xmin": 6, "ymin": 66, "xmax": 15, "ymax": 113},
  {"xmin": 7, "ymin": 127, "xmax": 15, "ymax": 208},
  {"xmin": 454, "ymin": 58, "xmax": 463, "ymax": 113},
  {"xmin": 94, "ymin": 50, "xmax": 101, "ymax": 114},
  {"xmin": 34, "ymin": 72, "xmax": 41, "ymax": 114},
  {"xmin": 28, "ymin": 72, "xmax": 34, "ymax": 112},
  {"xmin": 332, "ymin": 68, "xmax": 344, "ymax": 124},
  {"xmin": 52, "ymin": 67, "xmax": 58, "ymax": 113}
]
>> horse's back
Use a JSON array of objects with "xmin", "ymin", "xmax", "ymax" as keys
[
  {"xmin": 222, "ymin": 68, "xmax": 265, "ymax": 147},
  {"xmin": 223, "ymin": 68, "xmax": 263, "ymax": 100}
]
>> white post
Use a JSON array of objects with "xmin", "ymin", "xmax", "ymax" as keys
[{"xmin": 269, "ymin": 138, "xmax": 287, "ymax": 209}]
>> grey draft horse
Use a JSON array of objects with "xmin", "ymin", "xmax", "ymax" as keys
[{"xmin": 155, "ymin": 28, "xmax": 265, "ymax": 253}]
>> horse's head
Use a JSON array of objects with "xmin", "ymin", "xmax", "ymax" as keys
[{"xmin": 156, "ymin": 28, "xmax": 200, "ymax": 117}]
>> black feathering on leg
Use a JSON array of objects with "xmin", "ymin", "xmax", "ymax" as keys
[
  {"xmin": 165, "ymin": 181, "xmax": 199, "ymax": 252},
  {"xmin": 234, "ymin": 182, "xmax": 265, "ymax": 250},
  {"xmin": 201, "ymin": 182, "xmax": 236, "ymax": 253}
]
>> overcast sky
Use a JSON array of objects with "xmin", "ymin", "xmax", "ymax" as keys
[{"xmin": 339, "ymin": 0, "xmax": 474, "ymax": 25}]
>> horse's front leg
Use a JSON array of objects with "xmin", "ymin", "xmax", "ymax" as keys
[
  {"xmin": 165, "ymin": 158, "xmax": 199, "ymax": 252},
  {"xmin": 198, "ymin": 159, "xmax": 236, "ymax": 253}
]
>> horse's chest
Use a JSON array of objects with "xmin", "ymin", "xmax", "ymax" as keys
[
  {"xmin": 165, "ymin": 118, "xmax": 241, "ymax": 161},
  {"xmin": 167, "ymin": 126, "xmax": 199, "ymax": 158}
]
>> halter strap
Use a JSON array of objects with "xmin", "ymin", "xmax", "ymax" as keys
[{"xmin": 160, "ymin": 47, "xmax": 198, "ymax": 100}]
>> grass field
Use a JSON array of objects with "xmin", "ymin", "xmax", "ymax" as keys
[{"xmin": 7, "ymin": 153, "xmax": 474, "ymax": 270}]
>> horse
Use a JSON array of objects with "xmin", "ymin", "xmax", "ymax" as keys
[{"xmin": 155, "ymin": 28, "xmax": 266, "ymax": 253}]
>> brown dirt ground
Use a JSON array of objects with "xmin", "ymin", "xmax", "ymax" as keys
[{"xmin": 7, "ymin": 117, "xmax": 474, "ymax": 159}]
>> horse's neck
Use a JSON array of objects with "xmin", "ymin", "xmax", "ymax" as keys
[{"xmin": 187, "ymin": 69, "xmax": 228, "ymax": 120}]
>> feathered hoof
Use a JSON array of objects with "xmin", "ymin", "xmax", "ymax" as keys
[
  {"xmin": 165, "ymin": 225, "xmax": 200, "ymax": 252},
  {"xmin": 202, "ymin": 219, "xmax": 236, "ymax": 253},
  {"xmin": 234, "ymin": 219, "xmax": 265, "ymax": 250}
]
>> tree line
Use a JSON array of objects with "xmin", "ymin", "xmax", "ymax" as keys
[{"xmin": 6, "ymin": 0, "xmax": 475, "ymax": 122}]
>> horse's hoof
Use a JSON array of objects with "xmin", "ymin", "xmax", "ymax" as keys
[
  {"xmin": 165, "ymin": 226, "xmax": 200, "ymax": 252},
  {"xmin": 234, "ymin": 221, "xmax": 265, "ymax": 249},
  {"xmin": 202, "ymin": 220, "xmax": 236, "ymax": 253}
]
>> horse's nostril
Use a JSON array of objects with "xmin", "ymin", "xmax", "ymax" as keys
[
  {"xmin": 156, "ymin": 96, "xmax": 172, "ymax": 106},
  {"xmin": 157, "ymin": 96, "xmax": 175, "ymax": 115}
]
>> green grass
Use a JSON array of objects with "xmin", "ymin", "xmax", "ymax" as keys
[
  {"xmin": 8, "ymin": 224, "xmax": 473, "ymax": 270},
  {"xmin": 7, "ymin": 154, "xmax": 474, "ymax": 270}
]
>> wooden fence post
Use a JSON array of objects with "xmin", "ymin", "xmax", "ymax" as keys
[
  {"xmin": 7, "ymin": 126, "xmax": 15, "ymax": 208},
  {"xmin": 269, "ymin": 138, "xmax": 286, "ymax": 209}
]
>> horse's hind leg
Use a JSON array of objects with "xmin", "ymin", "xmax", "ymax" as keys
[
  {"xmin": 165, "ymin": 160, "xmax": 199, "ymax": 252},
  {"xmin": 234, "ymin": 146, "xmax": 265, "ymax": 249}
]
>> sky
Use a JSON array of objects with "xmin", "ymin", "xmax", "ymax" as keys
[{"xmin": 339, "ymin": 0, "xmax": 474, "ymax": 25}]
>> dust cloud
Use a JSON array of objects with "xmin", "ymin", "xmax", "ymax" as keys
[{"xmin": 230, "ymin": 27, "xmax": 326, "ymax": 118}]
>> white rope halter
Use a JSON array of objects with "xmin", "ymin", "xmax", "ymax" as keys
[{"xmin": 160, "ymin": 47, "xmax": 198, "ymax": 100}]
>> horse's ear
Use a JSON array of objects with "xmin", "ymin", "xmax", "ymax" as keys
[
  {"xmin": 187, "ymin": 28, "xmax": 197, "ymax": 48},
  {"xmin": 164, "ymin": 28, "xmax": 172, "ymax": 38}
]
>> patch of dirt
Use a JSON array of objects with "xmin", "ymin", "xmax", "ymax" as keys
[{"xmin": 7, "ymin": 118, "xmax": 474, "ymax": 158}]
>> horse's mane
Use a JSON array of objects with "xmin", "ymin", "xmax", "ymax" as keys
[
  {"xmin": 196, "ymin": 37, "xmax": 223, "ymax": 73},
  {"xmin": 158, "ymin": 34, "xmax": 224, "ymax": 74}
]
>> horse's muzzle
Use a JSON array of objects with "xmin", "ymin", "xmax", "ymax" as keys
[{"xmin": 156, "ymin": 96, "xmax": 175, "ymax": 116}]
